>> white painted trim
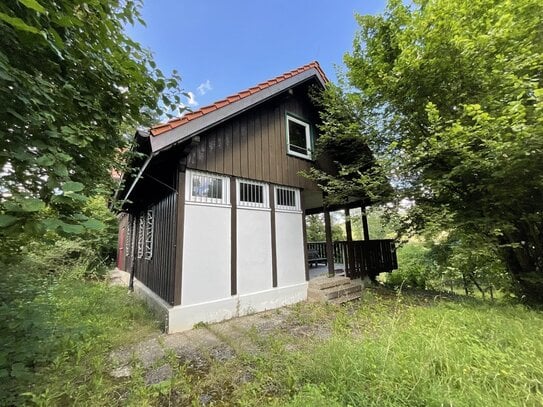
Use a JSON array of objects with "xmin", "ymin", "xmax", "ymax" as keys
[
  {"xmin": 150, "ymin": 68, "xmax": 326, "ymax": 153},
  {"xmin": 184, "ymin": 201, "xmax": 232, "ymax": 209},
  {"xmin": 286, "ymin": 114, "xmax": 312, "ymax": 160},
  {"xmin": 274, "ymin": 185, "xmax": 301, "ymax": 211},
  {"xmin": 237, "ymin": 206, "xmax": 271, "ymax": 213},
  {"xmin": 185, "ymin": 169, "xmax": 230, "ymax": 206},
  {"xmin": 236, "ymin": 178, "xmax": 269, "ymax": 209},
  {"xmin": 168, "ymin": 282, "xmax": 308, "ymax": 333},
  {"xmin": 112, "ymin": 269, "xmax": 308, "ymax": 334}
]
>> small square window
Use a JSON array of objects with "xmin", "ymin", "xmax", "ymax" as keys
[
  {"xmin": 238, "ymin": 179, "xmax": 269, "ymax": 208},
  {"xmin": 275, "ymin": 186, "xmax": 300, "ymax": 211},
  {"xmin": 286, "ymin": 115, "xmax": 312, "ymax": 159},
  {"xmin": 187, "ymin": 170, "xmax": 229, "ymax": 205}
]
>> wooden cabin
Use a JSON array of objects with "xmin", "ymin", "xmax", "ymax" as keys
[{"xmin": 116, "ymin": 62, "xmax": 397, "ymax": 333}]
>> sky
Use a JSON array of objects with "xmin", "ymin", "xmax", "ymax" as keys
[{"xmin": 126, "ymin": 1, "xmax": 387, "ymax": 111}]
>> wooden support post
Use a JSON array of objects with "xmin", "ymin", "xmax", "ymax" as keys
[
  {"xmin": 173, "ymin": 168, "xmax": 186, "ymax": 306},
  {"xmin": 345, "ymin": 208, "xmax": 353, "ymax": 242},
  {"xmin": 324, "ymin": 206, "xmax": 335, "ymax": 278},
  {"xmin": 345, "ymin": 208, "xmax": 355, "ymax": 278},
  {"xmin": 361, "ymin": 206, "xmax": 370, "ymax": 241},
  {"xmin": 270, "ymin": 186, "xmax": 278, "ymax": 287},
  {"xmin": 301, "ymin": 193, "xmax": 310, "ymax": 282},
  {"xmin": 230, "ymin": 177, "xmax": 237, "ymax": 295}
]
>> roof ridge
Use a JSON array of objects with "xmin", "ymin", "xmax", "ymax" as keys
[{"xmin": 150, "ymin": 61, "xmax": 328, "ymax": 136}]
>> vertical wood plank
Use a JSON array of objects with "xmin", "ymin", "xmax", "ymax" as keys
[
  {"xmin": 240, "ymin": 116, "xmax": 248, "ymax": 178},
  {"xmin": 254, "ymin": 111, "xmax": 262, "ymax": 180},
  {"xmin": 173, "ymin": 169, "xmax": 186, "ymax": 306},
  {"xmin": 197, "ymin": 135, "xmax": 207, "ymax": 170},
  {"xmin": 230, "ymin": 177, "xmax": 237, "ymax": 295},
  {"xmin": 262, "ymin": 109, "xmax": 270, "ymax": 182},
  {"xmin": 216, "ymin": 126, "xmax": 224, "ymax": 174},
  {"xmin": 270, "ymin": 185, "xmax": 278, "ymax": 287},
  {"xmin": 275, "ymin": 105, "xmax": 283, "ymax": 184},
  {"xmin": 247, "ymin": 112, "xmax": 256, "ymax": 179},
  {"xmin": 207, "ymin": 131, "xmax": 216, "ymax": 173},
  {"xmin": 324, "ymin": 205, "xmax": 335, "ymax": 277},
  {"xmin": 232, "ymin": 120, "xmax": 241, "ymax": 176},
  {"xmin": 224, "ymin": 122, "xmax": 233, "ymax": 174}
]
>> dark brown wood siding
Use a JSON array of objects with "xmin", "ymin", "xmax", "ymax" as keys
[
  {"xmin": 187, "ymin": 86, "xmax": 321, "ymax": 190},
  {"xmin": 131, "ymin": 192, "xmax": 178, "ymax": 305}
]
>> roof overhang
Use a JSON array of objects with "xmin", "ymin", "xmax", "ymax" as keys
[{"xmin": 149, "ymin": 67, "xmax": 326, "ymax": 154}]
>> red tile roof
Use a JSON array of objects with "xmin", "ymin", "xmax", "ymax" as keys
[{"xmin": 150, "ymin": 61, "xmax": 328, "ymax": 137}]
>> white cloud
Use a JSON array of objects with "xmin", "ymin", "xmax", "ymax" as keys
[
  {"xmin": 197, "ymin": 79, "xmax": 212, "ymax": 96},
  {"xmin": 186, "ymin": 91, "xmax": 198, "ymax": 107}
]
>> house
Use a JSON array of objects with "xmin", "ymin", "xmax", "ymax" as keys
[{"xmin": 116, "ymin": 62, "xmax": 397, "ymax": 333}]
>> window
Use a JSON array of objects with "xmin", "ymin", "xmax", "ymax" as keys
[
  {"xmin": 237, "ymin": 179, "xmax": 269, "ymax": 208},
  {"xmin": 144, "ymin": 210, "xmax": 154, "ymax": 260},
  {"xmin": 275, "ymin": 186, "xmax": 300, "ymax": 211},
  {"xmin": 187, "ymin": 170, "xmax": 229, "ymax": 205},
  {"xmin": 286, "ymin": 115, "xmax": 312, "ymax": 159},
  {"xmin": 136, "ymin": 214, "xmax": 145, "ymax": 259}
]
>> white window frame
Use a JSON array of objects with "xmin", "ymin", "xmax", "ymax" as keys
[
  {"xmin": 186, "ymin": 170, "xmax": 230, "ymax": 205},
  {"xmin": 144, "ymin": 209, "xmax": 154, "ymax": 260},
  {"xmin": 237, "ymin": 179, "xmax": 269, "ymax": 209},
  {"xmin": 286, "ymin": 114, "xmax": 312, "ymax": 160},
  {"xmin": 275, "ymin": 186, "xmax": 301, "ymax": 212}
]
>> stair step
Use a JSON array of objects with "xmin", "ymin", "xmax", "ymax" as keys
[
  {"xmin": 308, "ymin": 283, "xmax": 362, "ymax": 301},
  {"xmin": 329, "ymin": 291, "xmax": 362, "ymax": 305},
  {"xmin": 309, "ymin": 276, "xmax": 351, "ymax": 290}
]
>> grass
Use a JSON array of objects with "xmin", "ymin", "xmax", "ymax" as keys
[
  {"xmin": 2, "ymin": 265, "xmax": 543, "ymax": 406},
  {"xmin": 0, "ymin": 264, "xmax": 160, "ymax": 406}
]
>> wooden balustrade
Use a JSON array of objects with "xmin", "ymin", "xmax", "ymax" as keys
[{"xmin": 307, "ymin": 240, "xmax": 398, "ymax": 279}]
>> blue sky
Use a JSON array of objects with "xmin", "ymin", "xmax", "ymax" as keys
[{"xmin": 127, "ymin": 1, "xmax": 386, "ymax": 110}]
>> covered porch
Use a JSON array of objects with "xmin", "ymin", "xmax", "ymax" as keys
[{"xmin": 302, "ymin": 189, "xmax": 398, "ymax": 282}]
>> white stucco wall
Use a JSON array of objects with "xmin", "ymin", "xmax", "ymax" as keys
[
  {"xmin": 275, "ymin": 211, "xmax": 306, "ymax": 287},
  {"xmin": 237, "ymin": 208, "xmax": 273, "ymax": 294},
  {"xmin": 182, "ymin": 203, "xmax": 231, "ymax": 306}
]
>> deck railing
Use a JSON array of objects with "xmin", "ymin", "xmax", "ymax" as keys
[{"xmin": 307, "ymin": 240, "xmax": 398, "ymax": 279}]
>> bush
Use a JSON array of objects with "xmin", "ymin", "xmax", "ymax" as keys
[{"xmin": 385, "ymin": 242, "xmax": 434, "ymax": 289}]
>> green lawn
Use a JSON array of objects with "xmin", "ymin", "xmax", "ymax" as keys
[{"xmin": 1, "ymin": 268, "xmax": 542, "ymax": 406}]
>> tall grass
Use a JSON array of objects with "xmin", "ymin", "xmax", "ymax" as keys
[
  {"xmin": 0, "ymin": 262, "xmax": 158, "ymax": 406},
  {"xmin": 267, "ymin": 300, "xmax": 543, "ymax": 406}
]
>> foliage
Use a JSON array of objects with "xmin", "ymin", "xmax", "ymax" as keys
[
  {"xmin": 0, "ymin": 0, "xmax": 183, "ymax": 242},
  {"xmin": 344, "ymin": 0, "xmax": 543, "ymax": 301},
  {"xmin": 305, "ymin": 213, "xmax": 345, "ymax": 241},
  {"xmin": 306, "ymin": 207, "xmax": 395, "ymax": 242},
  {"xmin": 386, "ymin": 241, "xmax": 434, "ymax": 289},
  {"xmin": 0, "ymin": 260, "xmax": 157, "ymax": 406},
  {"xmin": 304, "ymin": 84, "xmax": 392, "ymax": 207},
  {"xmin": 4, "ymin": 274, "xmax": 543, "ymax": 406}
]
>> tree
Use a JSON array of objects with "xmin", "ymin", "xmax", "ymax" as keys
[
  {"xmin": 344, "ymin": 0, "xmax": 543, "ymax": 301},
  {"xmin": 305, "ymin": 84, "xmax": 392, "ymax": 206},
  {"xmin": 0, "ymin": 0, "xmax": 182, "ymax": 248}
]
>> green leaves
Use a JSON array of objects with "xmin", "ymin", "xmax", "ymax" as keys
[
  {"xmin": 0, "ymin": 215, "xmax": 18, "ymax": 228},
  {"xmin": 62, "ymin": 181, "xmax": 85, "ymax": 193},
  {"xmin": 17, "ymin": 0, "xmax": 46, "ymax": 14},
  {"xmin": 345, "ymin": 0, "xmax": 543, "ymax": 300},
  {"xmin": 0, "ymin": 12, "xmax": 40, "ymax": 34},
  {"xmin": 0, "ymin": 0, "xmax": 183, "ymax": 247}
]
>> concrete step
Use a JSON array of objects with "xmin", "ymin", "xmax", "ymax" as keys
[
  {"xmin": 308, "ymin": 282, "xmax": 362, "ymax": 301},
  {"xmin": 309, "ymin": 276, "xmax": 351, "ymax": 291},
  {"xmin": 329, "ymin": 291, "xmax": 362, "ymax": 305}
]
